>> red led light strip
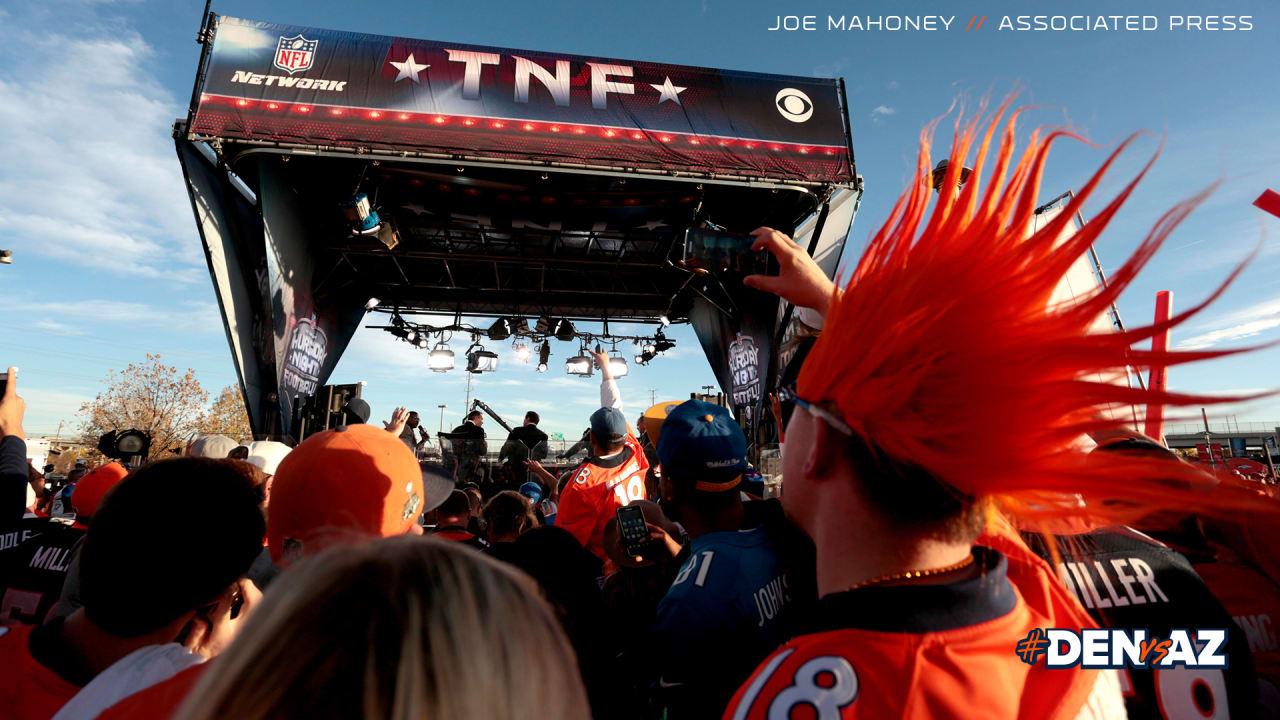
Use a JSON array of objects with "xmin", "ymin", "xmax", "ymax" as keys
[{"xmin": 203, "ymin": 94, "xmax": 847, "ymax": 157}]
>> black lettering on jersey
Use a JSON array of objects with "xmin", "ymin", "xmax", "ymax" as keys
[{"xmin": 1057, "ymin": 557, "xmax": 1170, "ymax": 609}]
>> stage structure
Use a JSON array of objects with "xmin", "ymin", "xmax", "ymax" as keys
[{"xmin": 175, "ymin": 12, "xmax": 861, "ymax": 441}]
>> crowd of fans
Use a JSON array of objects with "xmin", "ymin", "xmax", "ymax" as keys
[{"xmin": 2, "ymin": 105, "xmax": 1280, "ymax": 719}]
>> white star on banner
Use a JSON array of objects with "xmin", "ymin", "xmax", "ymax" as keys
[
  {"xmin": 401, "ymin": 204, "xmax": 430, "ymax": 216},
  {"xmin": 389, "ymin": 54, "xmax": 430, "ymax": 83},
  {"xmin": 649, "ymin": 76, "xmax": 687, "ymax": 105},
  {"xmin": 640, "ymin": 219, "xmax": 667, "ymax": 231}
]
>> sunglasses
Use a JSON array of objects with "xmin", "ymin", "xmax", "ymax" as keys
[{"xmin": 777, "ymin": 383, "xmax": 853, "ymax": 436}]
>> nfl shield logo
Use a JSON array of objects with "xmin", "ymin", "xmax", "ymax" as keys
[{"xmin": 273, "ymin": 34, "xmax": 317, "ymax": 74}]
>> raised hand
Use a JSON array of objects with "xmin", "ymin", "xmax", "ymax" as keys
[
  {"xmin": 0, "ymin": 367, "xmax": 25, "ymax": 439},
  {"xmin": 384, "ymin": 406, "xmax": 410, "ymax": 436}
]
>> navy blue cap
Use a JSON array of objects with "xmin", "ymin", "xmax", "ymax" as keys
[
  {"xmin": 657, "ymin": 400, "xmax": 747, "ymax": 492},
  {"xmin": 590, "ymin": 406, "xmax": 628, "ymax": 444}
]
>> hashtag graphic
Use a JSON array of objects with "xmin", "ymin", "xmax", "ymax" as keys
[{"xmin": 1016, "ymin": 628, "xmax": 1051, "ymax": 666}]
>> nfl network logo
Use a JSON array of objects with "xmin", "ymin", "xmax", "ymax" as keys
[
  {"xmin": 1016, "ymin": 628, "xmax": 1229, "ymax": 669},
  {"xmin": 274, "ymin": 34, "xmax": 317, "ymax": 74}
]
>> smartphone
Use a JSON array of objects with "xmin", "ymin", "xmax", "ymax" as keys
[
  {"xmin": 615, "ymin": 504, "xmax": 651, "ymax": 557},
  {"xmin": 683, "ymin": 227, "xmax": 769, "ymax": 275}
]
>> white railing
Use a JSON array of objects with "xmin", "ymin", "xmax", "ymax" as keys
[{"xmin": 1163, "ymin": 421, "xmax": 1280, "ymax": 436}]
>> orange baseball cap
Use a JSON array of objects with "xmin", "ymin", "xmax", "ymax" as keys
[
  {"xmin": 71, "ymin": 463, "xmax": 129, "ymax": 519},
  {"xmin": 268, "ymin": 424, "xmax": 425, "ymax": 564}
]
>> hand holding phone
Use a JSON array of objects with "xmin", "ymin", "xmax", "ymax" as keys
[
  {"xmin": 683, "ymin": 227, "xmax": 771, "ymax": 275},
  {"xmin": 615, "ymin": 504, "xmax": 651, "ymax": 558}
]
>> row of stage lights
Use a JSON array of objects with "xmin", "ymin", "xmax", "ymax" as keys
[
  {"xmin": 370, "ymin": 300, "xmax": 675, "ymax": 377},
  {"xmin": 205, "ymin": 95, "xmax": 844, "ymax": 157}
]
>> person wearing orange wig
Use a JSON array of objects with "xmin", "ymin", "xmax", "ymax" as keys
[{"xmin": 722, "ymin": 100, "xmax": 1278, "ymax": 720}]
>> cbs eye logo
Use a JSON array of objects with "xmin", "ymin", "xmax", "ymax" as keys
[{"xmin": 775, "ymin": 88, "xmax": 813, "ymax": 123}]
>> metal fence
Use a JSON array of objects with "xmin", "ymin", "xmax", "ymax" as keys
[{"xmin": 1164, "ymin": 421, "xmax": 1280, "ymax": 436}]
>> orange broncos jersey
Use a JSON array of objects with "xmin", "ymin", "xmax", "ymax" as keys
[
  {"xmin": 724, "ymin": 529, "xmax": 1122, "ymax": 720},
  {"xmin": 95, "ymin": 661, "xmax": 208, "ymax": 720},
  {"xmin": 556, "ymin": 433, "xmax": 649, "ymax": 564},
  {"xmin": 0, "ymin": 624, "xmax": 82, "ymax": 720}
]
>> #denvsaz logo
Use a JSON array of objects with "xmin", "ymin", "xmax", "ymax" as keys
[{"xmin": 1016, "ymin": 628, "xmax": 1228, "ymax": 669}]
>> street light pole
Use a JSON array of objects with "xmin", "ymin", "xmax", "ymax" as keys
[{"xmin": 437, "ymin": 404, "xmax": 447, "ymax": 433}]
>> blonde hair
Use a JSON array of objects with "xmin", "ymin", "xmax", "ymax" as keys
[{"xmin": 172, "ymin": 535, "xmax": 590, "ymax": 720}]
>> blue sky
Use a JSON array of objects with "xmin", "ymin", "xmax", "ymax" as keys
[{"xmin": 2, "ymin": 0, "xmax": 1278, "ymax": 443}]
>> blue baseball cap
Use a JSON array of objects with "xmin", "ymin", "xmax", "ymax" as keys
[
  {"xmin": 657, "ymin": 400, "xmax": 747, "ymax": 492},
  {"xmin": 518, "ymin": 481, "xmax": 543, "ymax": 504},
  {"xmin": 589, "ymin": 406, "xmax": 628, "ymax": 444}
]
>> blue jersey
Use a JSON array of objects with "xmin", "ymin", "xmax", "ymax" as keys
[{"xmin": 649, "ymin": 525, "xmax": 793, "ymax": 718}]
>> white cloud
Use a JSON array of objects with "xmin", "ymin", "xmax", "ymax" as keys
[
  {"xmin": 1, "ymin": 296, "xmax": 220, "ymax": 332},
  {"xmin": 32, "ymin": 321, "xmax": 86, "ymax": 337},
  {"xmin": 1176, "ymin": 296, "xmax": 1280, "ymax": 350},
  {"xmin": 870, "ymin": 105, "xmax": 896, "ymax": 119},
  {"xmin": 887, "ymin": 80, "xmax": 900, "ymax": 90},
  {"xmin": 0, "ymin": 14, "xmax": 199, "ymax": 278}
]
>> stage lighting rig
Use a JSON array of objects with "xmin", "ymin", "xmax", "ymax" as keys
[
  {"xmin": 428, "ymin": 340, "xmax": 455, "ymax": 372},
  {"xmin": 341, "ymin": 192, "xmax": 382, "ymax": 234},
  {"xmin": 553, "ymin": 318, "xmax": 576, "ymax": 341},
  {"xmin": 466, "ymin": 341, "xmax": 499, "ymax": 374},
  {"xmin": 513, "ymin": 340, "xmax": 531, "ymax": 363},
  {"xmin": 537, "ymin": 341, "xmax": 551, "ymax": 372},
  {"xmin": 653, "ymin": 329, "xmax": 675, "ymax": 354},
  {"xmin": 0, "ymin": 250, "xmax": 11, "ymax": 265},
  {"xmin": 566, "ymin": 343, "xmax": 593, "ymax": 377},
  {"xmin": 98, "ymin": 429, "xmax": 151, "ymax": 465},
  {"xmin": 608, "ymin": 351, "xmax": 629, "ymax": 377},
  {"xmin": 488, "ymin": 318, "xmax": 512, "ymax": 340},
  {"xmin": 340, "ymin": 192, "xmax": 400, "ymax": 250}
]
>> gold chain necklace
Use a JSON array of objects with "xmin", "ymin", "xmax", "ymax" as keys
[{"xmin": 844, "ymin": 554, "xmax": 976, "ymax": 592}]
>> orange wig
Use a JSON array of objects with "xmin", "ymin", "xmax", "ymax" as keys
[{"xmin": 798, "ymin": 99, "xmax": 1273, "ymax": 526}]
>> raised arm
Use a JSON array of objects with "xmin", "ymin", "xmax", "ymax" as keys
[{"xmin": 592, "ymin": 348, "xmax": 622, "ymax": 411}]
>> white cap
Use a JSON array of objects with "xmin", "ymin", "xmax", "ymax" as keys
[
  {"xmin": 244, "ymin": 441, "xmax": 292, "ymax": 476},
  {"xmin": 188, "ymin": 435, "xmax": 239, "ymax": 458}
]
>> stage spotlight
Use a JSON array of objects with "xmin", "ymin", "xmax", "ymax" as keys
[
  {"xmin": 510, "ymin": 317, "xmax": 530, "ymax": 335},
  {"xmin": 488, "ymin": 318, "xmax": 512, "ymax": 340},
  {"xmin": 536, "ymin": 316, "xmax": 554, "ymax": 334},
  {"xmin": 428, "ymin": 342, "xmax": 455, "ymax": 372},
  {"xmin": 341, "ymin": 193, "xmax": 382, "ymax": 234},
  {"xmin": 0, "ymin": 250, "xmax": 11, "ymax": 265},
  {"xmin": 659, "ymin": 315, "xmax": 671, "ymax": 326},
  {"xmin": 364, "ymin": 297, "xmax": 381, "ymax": 310},
  {"xmin": 416, "ymin": 337, "xmax": 430, "ymax": 349},
  {"xmin": 565, "ymin": 353, "xmax": 593, "ymax": 377},
  {"xmin": 654, "ymin": 339, "xmax": 675, "ymax": 354},
  {"xmin": 389, "ymin": 327, "xmax": 410, "ymax": 340},
  {"xmin": 635, "ymin": 351, "xmax": 654, "ymax": 366},
  {"xmin": 513, "ymin": 341, "xmax": 531, "ymax": 363},
  {"xmin": 554, "ymin": 318, "xmax": 576, "ymax": 341},
  {"xmin": 608, "ymin": 352, "xmax": 629, "ymax": 377},
  {"xmin": 536, "ymin": 341, "xmax": 551, "ymax": 372},
  {"xmin": 406, "ymin": 329, "xmax": 419, "ymax": 343},
  {"xmin": 466, "ymin": 344, "xmax": 499, "ymax": 373}
]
